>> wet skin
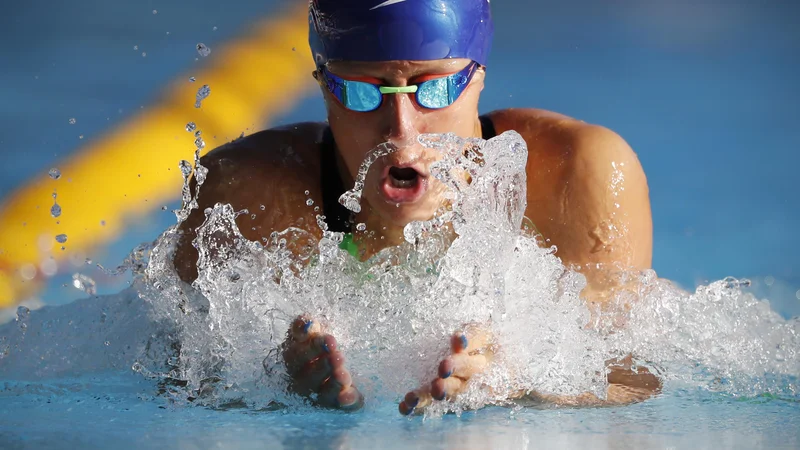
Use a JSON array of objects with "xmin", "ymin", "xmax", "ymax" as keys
[{"xmin": 173, "ymin": 59, "xmax": 655, "ymax": 413}]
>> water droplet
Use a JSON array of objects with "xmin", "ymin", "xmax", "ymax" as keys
[
  {"xmin": 133, "ymin": 45, "xmax": 138, "ymax": 50},
  {"xmin": 189, "ymin": 76, "xmax": 196, "ymax": 82},
  {"xmin": 100, "ymin": 220, "xmax": 106, "ymax": 226},
  {"xmin": 259, "ymin": 205, "xmax": 266, "ymax": 211},
  {"xmin": 85, "ymin": 258, "xmax": 92, "ymax": 265},
  {"xmin": 194, "ymin": 130, "xmax": 201, "ymax": 137},
  {"xmin": 196, "ymin": 43, "xmax": 211, "ymax": 57},
  {"xmin": 796, "ymin": 289, "xmax": 800, "ymax": 300},
  {"xmin": 185, "ymin": 122, "xmax": 196, "ymax": 132},
  {"xmin": 195, "ymin": 84, "xmax": 210, "ymax": 108},
  {"xmin": 212, "ymin": 26, "xmax": 218, "ymax": 31},
  {"xmin": 152, "ymin": 9, "xmax": 157, "ymax": 14},
  {"xmin": 72, "ymin": 273, "xmax": 96, "ymax": 294},
  {"xmin": 55, "ymin": 234, "xmax": 67, "ymax": 244},
  {"xmin": 61, "ymin": 246, "xmax": 65, "ymax": 251},
  {"xmin": 79, "ymin": 135, "xmax": 84, "ymax": 139},
  {"xmin": 50, "ymin": 203, "xmax": 61, "ymax": 218},
  {"xmin": 48, "ymin": 168, "xmax": 61, "ymax": 180},
  {"xmin": 16, "ymin": 306, "xmax": 30, "ymax": 327},
  {"xmin": 68, "ymin": 118, "xmax": 76, "ymax": 125},
  {"xmin": 304, "ymin": 190, "xmax": 310, "ymax": 195},
  {"xmin": 194, "ymin": 137, "xmax": 205, "ymax": 149},
  {"xmin": 306, "ymin": 199, "xmax": 314, "ymax": 206},
  {"xmin": 179, "ymin": 160, "xmax": 193, "ymax": 177},
  {"xmin": 292, "ymin": 47, "xmax": 296, "ymax": 52},
  {"xmin": 250, "ymin": 213, "xmax": 256, "ymax": 220},
  {"xmin": 356, "ymin": 223, "xmax": 366, "ymax": 232},
  {"xmin": 142, "ymin": 52, "xmax": 147, "ymax": 57},
  {"xmin": 104, "ymin": 341, "xmax": 110, "ymax": 346},
  {"xmin": 314, "ymin": 206, "xmax": 319, "ymax": 212},
  {"xmin": 161, "ymin": 206, "xmax": 168, "ymax": 211}
]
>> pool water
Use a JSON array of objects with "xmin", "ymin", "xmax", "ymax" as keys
[{"xmin": 1, "ymin": 373, "xmax": 798, "ymax": 449}]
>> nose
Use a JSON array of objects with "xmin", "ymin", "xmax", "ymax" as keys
[{"xmin": 381, "ymin": 93, "xmax": 421, "ymax": 147}]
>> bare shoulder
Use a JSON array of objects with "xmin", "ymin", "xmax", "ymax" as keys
[
  {"xmin": 486, "ymin": 108, "xmax": 652, "ymax": 270},
  {"xmin": 201, "ymin": 122, "xmax": 328, "ymax": 181},
  {"xmin": 174, "ymin": 122, "xmax": 330, "ymax": 282},
  {"xmin": 486, "ymin": 107, "xmax": 640, "ymax": 164}
]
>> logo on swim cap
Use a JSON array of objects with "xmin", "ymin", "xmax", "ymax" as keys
[
  {"xmin": 370, "ymin": 0, "xmax": 408, "ymax": 10},
  {"xmin": 309, "ymin": 0, "xmax": 493, "ymax": 67}
]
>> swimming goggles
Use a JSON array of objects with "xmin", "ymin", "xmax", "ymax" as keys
[{"xmin": 316, "ymin": 61, "xmax": 480, "ymax": 112}]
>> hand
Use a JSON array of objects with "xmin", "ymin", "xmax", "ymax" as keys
[
  {"xmin": 282, "ymin": 316, "xmax": 364, "ymax": 410},
  {"xmin": 399, "ymin": 324, "xmax": 495, "ymax": 415}
]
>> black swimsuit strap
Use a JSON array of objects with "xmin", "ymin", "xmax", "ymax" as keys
[
  {"xmin": 319, "ymin": 126, "xmax": 353, "ymax": 233},
  {"xmin": 480, "ymin": 114, "xmax": 497, "ymax": 140}
]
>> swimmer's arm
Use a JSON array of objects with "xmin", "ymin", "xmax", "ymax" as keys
[
  {"xmin": 549, "ymin": 124, "xmax": 653, "ymax": 306},
  {"xmin": 516, "ymin": 355, "xmax": 662, "ymax": 407},
  {"xmin": 173, "ymin": 128, "xmax": 325, "ymax": 283}
]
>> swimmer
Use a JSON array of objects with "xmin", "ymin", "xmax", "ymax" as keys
[{"xmin": 173, "ymin": 0, "xmax": 658, "ymax": 413}]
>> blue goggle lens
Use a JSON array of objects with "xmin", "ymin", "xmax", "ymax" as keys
[{"xmin": 321, "ymin": 62, "xmax": 479, "ymax": 112}]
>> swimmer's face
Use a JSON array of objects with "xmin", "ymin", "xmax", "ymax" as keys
[{"xmin": 318, "ymin": 58, "xmax": 485, "ymax": 228}]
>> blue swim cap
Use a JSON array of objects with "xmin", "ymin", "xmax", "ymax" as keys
[{"xmin": 309, "ymin": 0, "xmax": 493, "ymax": 67}]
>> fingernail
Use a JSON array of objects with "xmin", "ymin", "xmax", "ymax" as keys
[
  {"xmin": 408, "ymin": 395, "xmax": 419, "ymax": 409},
  {"xmin": 302, "ymin": 320, "xmax": 314, "ymax": 334},
  {"xmin": 442, "ymin": 369, "xmax": 453, "ymax": 379},
  {"xmin": 459, "ymin": 334, "xmax": 468, "ymax": 350},
  {"xmin": 434, "ymin": 390, "xmax": 446, "ymax": 401},
  {"xmin": 400, "ymin": 403, "xmax": 414, "ymax": 415}
]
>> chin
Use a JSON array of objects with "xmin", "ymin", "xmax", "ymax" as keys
[{"xmin": 364, "ymin": 190, "xmax": 443, "ymax": 229}]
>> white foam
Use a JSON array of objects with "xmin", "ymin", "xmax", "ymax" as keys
[{"xmin": 1, "ymin": 131, "xmax": 797, "ymax": 414}]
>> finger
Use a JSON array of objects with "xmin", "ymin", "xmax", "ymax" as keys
[
  {"xmin": 289, "ymin": 316, "xmax": 322, "ymax": 343},
  {"xmin": 438, "ymin": 353, "xmax": 491, "ymax": 380},
  {"xmin": 316, "ymin": 365, "xmax": 352, "ymax": 407},
  {"xmin": 431, "ymin": 376, "xmax": 466, "ymax": 401},
  {"xmin": 337, "ymin": 386, "xmax": 364, "ymax": 411},
  {"xmin": 450, "ymin": 326, "xmax": 493, "ymax": 354},
  {"xmin": 399, "ymin": 387, "xmax": 432, "ymax": 416},
  {"xmin": 291, "ymin": 356, "xmax": 333, "ymax": 395},
  {"xmin": 284, "ymin": 334, "xmax": 337, "ymax": 374}
]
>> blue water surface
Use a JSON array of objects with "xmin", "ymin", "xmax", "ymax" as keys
[{"xmin": 1, "ymin": 371, "xmax": 798, "ymax": 449}]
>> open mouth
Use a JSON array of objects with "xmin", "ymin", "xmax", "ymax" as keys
[
  {"xmin": 388, "ymin": 167, "xmax": 420, "ymax": 188},
  {"xmin": 380, "ymin": 165, "xmax": 428, "ymax": 203}
]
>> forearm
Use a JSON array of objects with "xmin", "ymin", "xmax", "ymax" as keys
[{"xmin": 513, "ymin": 356, "xmax": 662, "ymax": 407}]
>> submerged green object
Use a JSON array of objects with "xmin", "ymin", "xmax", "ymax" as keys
[{"xmin": 339, "ymin": 233, "xmax": 359, "ymax": 258}]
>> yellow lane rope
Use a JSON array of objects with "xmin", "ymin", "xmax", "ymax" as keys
[{"xmin": 0, "ymin": 3, "xmax": 316, "ymax": 307}]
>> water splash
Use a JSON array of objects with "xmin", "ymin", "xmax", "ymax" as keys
[
  {"xmin": 48, "ymin": 168, "xmax": 61, "ymax": 180},
  {"xmin": 1, "ymin": 131, "xmax": 797, "ymax": 416},
  {"xmin": 72, "ymin": 273, "xmax": 97, "ymax": 295},
  {"xmin": 338, "ymin": 142, "xmax": 398, "ymax": 213}
]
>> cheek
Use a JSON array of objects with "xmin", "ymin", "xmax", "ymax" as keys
[
  {"xmin": 328, "ymin": 108, "xmax": 383, "ymax": 176},
  {"xmin": 419, "ymin": 98, "xmax": 480, "ymax": 135}
]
